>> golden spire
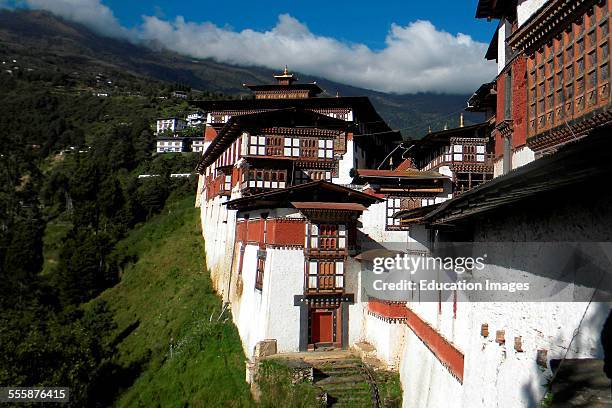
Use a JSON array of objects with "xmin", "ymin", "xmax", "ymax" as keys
[
  {"xmin": 283, "ymin": 65, "xmax": 289, "ymax": 75},
  {"xmin": 444, "ymin": 123, "xmax": 448, "ymax": 130},
  {"xmin": 428, "ymin": 125, "xmax": 432, "ymax": 133},
  {"xmin": 460, "ymin": 113, "xmax": 464, "ymax": 128}
]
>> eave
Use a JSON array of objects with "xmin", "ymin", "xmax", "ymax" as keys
[{"xmin": 507, "ymin": 0, "xmax": 595, "ymax": 54}]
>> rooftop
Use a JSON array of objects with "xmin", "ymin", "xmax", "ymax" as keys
[{"xmin": 225, "ymin": 180, "xmax": 382, "ymax": 211}]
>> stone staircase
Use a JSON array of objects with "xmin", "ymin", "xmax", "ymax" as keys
[{"xmin": 306, "ymin": 354, "xmax": 378, "ymax": 407}]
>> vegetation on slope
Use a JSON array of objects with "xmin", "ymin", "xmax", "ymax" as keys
[
  {"xmin": 96, "ymin": 195, "xmax": 253, "ymax": 407},
  {"xmin": 0, "ymin": 43, "xmax": 229, "ymax": 406}
]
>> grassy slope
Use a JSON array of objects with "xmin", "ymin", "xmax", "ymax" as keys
[{"xmin": 95, "ymin": 196, "xmax": 253, "ymax": 407}]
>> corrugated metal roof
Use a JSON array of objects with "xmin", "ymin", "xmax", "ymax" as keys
[
  {"xmin": 353, "ymin": 169, "xmax": 448, "ymax": 180},
  {"xmin": 225, "ymin": 180, "xmax": 382, "ymax": 211},
  {"xmin": 291, "ymin": 202, "xmax": 366, "ymax": 211}
]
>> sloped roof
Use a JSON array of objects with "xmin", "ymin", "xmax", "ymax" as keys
[
  {"xmin": 225, "ymin": 180, "xmax": 382, "ymax": 211},
  {"xmin": 476, "ymin": 0, "xmax": 516, "ymax": 19},
  {"xmin": 190, "ymin": 96, "xmax": 398, "ymax": 137},
  {"xmin": 353, "ymin": 169, "xmax": 448, "ymax": 180},
  {"xmin": 291, "ymin": 202, "xmax": 367, "ymax": 211}
]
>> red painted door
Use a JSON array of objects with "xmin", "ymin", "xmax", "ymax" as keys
[{"xmin": 311, "ymin": 311, "xmax": 334, "ymax": 344}]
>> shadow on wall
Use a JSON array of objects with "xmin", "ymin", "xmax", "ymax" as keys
[{"xmin": 520, "ymin": 302, "xmax": 610, "ymax": 407}]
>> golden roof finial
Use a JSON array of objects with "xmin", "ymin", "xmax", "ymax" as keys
[
  {"xmin": 428, "ymin": 125, "xmax": 432, "ymax": 133},
  {"xmin": 460, "ymin": 113, "xmax": 464, "ymax": 128},
  {"xmin": 444, "ymin": 123, "xmax": 448, "ymax": 130},
  {"xmin": 283, "ymin": 65, "xmax": 289, "ymax": 75}
]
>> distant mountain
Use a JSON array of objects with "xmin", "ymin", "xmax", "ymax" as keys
[{"xmin": 0, "ymin": 9, "xmax": 484, "ymax": 138}]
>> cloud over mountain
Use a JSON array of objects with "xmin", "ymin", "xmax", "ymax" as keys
[{"xmin": 5, "ymin": 0, "xmax": 495, "ymax": 94}]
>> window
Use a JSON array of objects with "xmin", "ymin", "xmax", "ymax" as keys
[
  {"xmin": 221, "ymin": 174, "xmax": 232, "ymax": 192},
  {"xmin": 284, "ymin": 137, "xmax": 300, "ymax": 157},
  {"xmin": 308, "ymin": 224, "xmax": 346, "ymax": 252},
  {"xmin": 255, "ymin": 250, "xmax": 266, "ymax": 290},
  {"xmin": 577, "ymin": 58, "xmax": 585, "ymax": 76},
  {"xmin": 318, "ymin": 139, "xmax": 334, "ymax": 159},
  {"xmin": 299, "ymin": 138, "xmax": 317, "ymax": 158},
  {"xmin": 309, "ymin": 170, "xmax": 332, "ymax": 181},
  {"xmin": 386, "ymin": 198, "xmax": 402, "ymax": 229},
  {"xmin": 588, "ymin": 50, "xmax": 598, "ymax": 68},
  {"xmin": 293, "ymin": 169, "xmax": 310, "ymax": 184},
  {"xmin": 601, "ymin": 64, "xmax": 610, "ymax": 81},
  {"xmin": 244, "ymin": 169, "xmax": 287, "ymax": 189},
  {"xmin": 589, "ymin": 30, "xmax": 597, "ymax": 49},
  {"xmin": 265, "ymin": 136, "xmax": 283, "ymax": 156},
  {"xmin": 577, "ymin": 77, "xmax": 585, "ymax": 94},
  {"xmin": 589, "ymin": 70, "xmax": 598, "ymax": 89},
  {"xmin": 577, "ymin": 38, "xmax": 585, "ymax": 55},
  {"xmin": 306, "ymin": 260, "xmax": 344, "ymax": 292},
  {"xmin": 504, "ymin": 70, "xmax": 512, "ymax": 120},
  {"xmin": 249, "ymin": 135, "xmax": 266, "ymax": 155}
]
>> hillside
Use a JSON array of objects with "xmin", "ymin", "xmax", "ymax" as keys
[
  {"xmin": 93, "ymin": 195, "xmax": 253, "ymax": 407},
  {"xmin": 0, "ymin": 9, "xmax": 483, "ymax": 137}
]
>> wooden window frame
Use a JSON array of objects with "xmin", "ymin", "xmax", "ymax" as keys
[
  {"xmin": 255, "ymin": 250, "xmax": 266, "ymax": 290},
  {"xmin": 306, "ymin": 259, "xmax": 344, "ymax": 293}
]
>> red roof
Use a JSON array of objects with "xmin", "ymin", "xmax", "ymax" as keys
[
  {"xmin": 395, "ymin": 158, "xmax": 415, "ymax": 171},
  {"xmin": 204, "ymin": 126, "xmax": 217, "ymax": 142}
]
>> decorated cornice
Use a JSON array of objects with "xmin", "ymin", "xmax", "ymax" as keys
[
  {"xmin": 495, "ymin": 119, "xmax": 514, "ymax": 138},
  {"xmin": 527, "ymin": 109, "xmax": 612, "ymax": 153},
  {"xmin": 508, "ymin": 0, "xmax": 597, "ymax": 54}
]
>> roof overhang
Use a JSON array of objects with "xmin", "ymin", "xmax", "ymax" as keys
[
  {"xmin": 476, "ymin": 0, "xmax": 517, "ymax": 19},
  {"xmin": 291, "ymin": 202, "xmax": 367, "ymax": 211},
  {"xmin": 225, "ymin": 180, "xmax": 382, "ymax": 211},
  {"xmin": 467, "ymin": 82, "xmax": 497, "ymax": 113},
  {"xmin": 394, "ymin": 203, "xmax": 442, "ymax": 225},
  {"xmin": 409, "ymin": 121, "xmax": 492, "ymax": 159}
]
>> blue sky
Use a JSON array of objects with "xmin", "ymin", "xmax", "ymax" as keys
[
  {"xmin": 6, "ymin": 0, "xmax": 497, "ymax": 94},
  {"xmin": 104, "ymin": 0, "xmax": 495, "ymax": 48}
]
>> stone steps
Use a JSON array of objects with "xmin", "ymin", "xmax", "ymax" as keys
[{"xmin": 310, "ymin": 357, "xmax": 375, "ymax": 407}]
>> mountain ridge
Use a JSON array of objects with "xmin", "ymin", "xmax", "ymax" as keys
[{"xmin": 0, "ymin": 9, "xmax": 484, "ymax": 137}]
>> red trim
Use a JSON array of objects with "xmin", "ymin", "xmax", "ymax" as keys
[{"xmin": 367, "ymin": 299, "xmax": 464, "ymax": 383}]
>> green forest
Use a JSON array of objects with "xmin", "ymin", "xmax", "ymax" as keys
[{"xmin": 0, "ymin": 57, "xmax": 253, "ymax": 406}]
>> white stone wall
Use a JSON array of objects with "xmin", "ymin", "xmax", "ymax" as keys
[
  {"xmin": 394, "ymin": 191, "xmax": 612, "ymax": 408},
  {"xmin": 493, "ymin": 157, "xmax": 504, "ymax": 178},
  {"xmin": 399, "ymin": 326, "xmax": 464, "ymax": 408},
  {"xmin": 497, "ymin": 22, "xmax": 508, "ymax": 75},
  {"xmin": 262, "ymin": 248, "xmax": 304, "ymax": 353},
  {"xmin": 360, "ymin": 201, "xmax": 409, "ymax": 245},
  {"xmin": 335, "ymin": 139, "xmax": 355, "ymax": 185},
  {"xmin": 363, "ymin": 315, "xmax": 408, "ymax": 368},
  {"xmin": 511, "ymin": 145, "xmax": 535, "ymax": 170},
  {"xmin": 230, "ymin": 246, "xmax": 305, "ymax": 357}
]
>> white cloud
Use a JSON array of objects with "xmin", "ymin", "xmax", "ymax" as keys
[
  {"xmin": 137, "ymin": 14, "xmax": 494, "ymax": 94},
  {"xmin": 23, "ymin": 0, "xmax": 129, "ymax": 39},
  {"xmin": 8, "ymin": 0, "xmax": 496, "ymax": 94}
]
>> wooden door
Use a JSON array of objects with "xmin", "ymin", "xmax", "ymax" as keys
[{"xmin": 311, "ymin": 311, "xmax": 334, "ymax": 344}]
